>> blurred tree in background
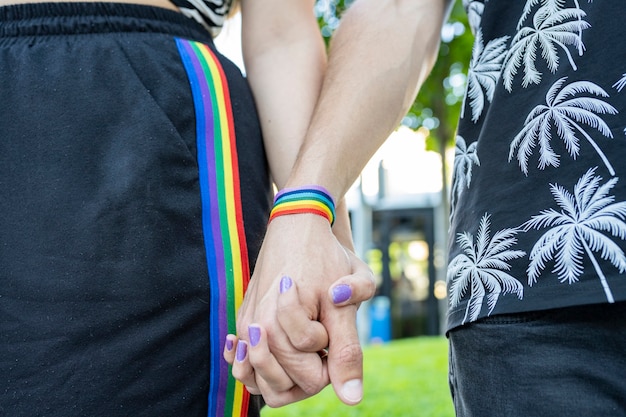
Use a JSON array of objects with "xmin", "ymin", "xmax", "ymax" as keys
[{"xmin": 315, "ymin": 0, "xmax": 474, "ymax": 216}]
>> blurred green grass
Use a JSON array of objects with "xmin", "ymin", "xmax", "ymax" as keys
[{"xmin": 261, "ymin": 336, "xmax": 453, "ymax": 417}]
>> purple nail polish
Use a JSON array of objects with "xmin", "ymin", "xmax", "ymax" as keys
[
  {"xmin": 236, "ymin": 341, "xmax": 248, "ymax": 362},
  {"xmin": 249, "ymin": 325, "xmax": 261, "ymax": 347},
  {"xmin": 280, "ymin": 275, "xmax": 293, "ymax": 294},
  {"xmin": 332, "ymin": 284, "xmax": 352, "ymax": 304},
  {"xmin": 225, "ymin": 337, "xmax": 234, "ymax": 351}
]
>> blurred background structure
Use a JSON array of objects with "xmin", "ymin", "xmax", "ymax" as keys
[{"xmin": 216, "ymin": 0, "xmax": 474, "ymax": 343}]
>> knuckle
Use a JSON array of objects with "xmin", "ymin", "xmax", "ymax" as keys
[
  {"xmin": 276, "ymin": 299, "xmax": 294, "ymax": 316},
  {"xmin": 247, "ymin": 353, "xmax": 271, "ymax": 370},
  {"xmin": 292, "ymin": 333, "xmax": 319, "ymax": 351},
  {"xmin": 246, "ymin": 354, "xmax": 262, "ymax": 368},
  {"xmin": 263, "ymin": 395, "xmax": 289, "ymax": 409},
  {"xmin": 338, "ymin": 343, "xmax": 363, "ymax": 366},
  {"xmin": 232, "ymin": 370, "xmax": 247, "ymax": 386},
  {"xmin": 256, "ymin": 315, "xmax": 280, "ymax": 336},
  {"xmin": 245, "ymin": 385, "xmax": 261, "ymax": 396},
  {"xmin": 299, "ymin": 378, "xmax": 326, "ymax": 396},
  {"xmin": 262, "ymin": 397, "xmax": 280, "ymax": 408},
  {"xmin": 231, "ymin": 367, "xmax": 247, "ymax": 381}
]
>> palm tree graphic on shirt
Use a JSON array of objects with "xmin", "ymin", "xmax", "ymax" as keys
[
  {"xmin": 462, "ymin": 30, "xmax": 509, "ymax": 123},
  {"xmin": 462, "ymin": 0, "xmax": 484, "ymax": 35},
  {"xmin": 450, "ymin": 135, "xmax": 480, "ymax": 219},
  {"xmin": 508, "ymin": 77, "xmax": 618, "ymax": 176},
  {"xmin": 448, "ymin": 214, "xmax": 526, "ymax": 325},
  {"xmin": 502, "ymin": 1, "xmax": 589, "ymax": 91},
  {"xmin": 612, "ymin": 73, "xmax": 626, "ymax": 135},
  {"xmin": 523, "ymin": 168, "xmax": 626, "ymax": 303},
  {"xmin": 613, "ymin": 73, "xmax": 626, "ymax": 93}
]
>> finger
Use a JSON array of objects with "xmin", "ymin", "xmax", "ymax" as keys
[
  {"xmin": 247, "ymin": 324, "xmax": 294, "ymax": 392},
  {"xmin": 277, "ymin": 275, "xmax": 329, "ymax": 352},
  {"xmin": 230, "ymin": 340, "xmax": 261, "ymax": 395},
  {"xmin": 223, "ymin": 334, "xmax": 238, "ymax": 365},
  {"xmin": 245, "ymin": 276, "xmax": 330, "ymax": 397},
  {"xmin": 246, "ymin": 324, "xmax": 330, "ymax": 408},
  {"xmin": 257, "ymin": 382, "xmax": 325, "ymax": 408},
  {"xmin": 329, "ymin": 252, "xmax": 376, "ymax": 306},
  {"xmin": 323, "ymin": 304, "xmax": 364, "ymax": 405}
]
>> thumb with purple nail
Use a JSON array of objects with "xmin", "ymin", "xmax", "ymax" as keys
[{"xmin": 329, "ymin": 252, "xmax": 376, "ymax": 307}]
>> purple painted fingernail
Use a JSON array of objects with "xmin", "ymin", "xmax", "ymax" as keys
[
  {"xmin": 280, "ymin": 275, "xmax": 293, "ymax": 294},
  {"xmin": 236, "ymin": 341, "xmax": 248, "ymax": 362},
  {"xmin": 249, "ymin": 325, "xmax": 261, "ymax": 347},
  {"xmin": 332, "ymin": 284, "xmax": 352, "ymax": 304},
  {"xmin": 225, "ymin": 337, "xmax": 234, "ymax": 352}
]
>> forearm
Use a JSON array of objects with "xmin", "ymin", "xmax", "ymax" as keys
[
  {"xmin": 287, "ymin": 0, "xmax": 451, "ymax": 200},
  {"xmin": 240, "ymin": 0, "xmax": 326, "ymax": 189}
]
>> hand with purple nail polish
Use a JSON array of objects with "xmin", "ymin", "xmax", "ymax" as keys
[
  {"xmin": 231, "ymin": 198, "xmax": 376, "ymax": 407},
  {"xmin": 328, "ymin": 249, "xmax": 376, "ymax": 308},
  {"xmin": 232, "ymin": 213, "xmax": 340, "ymax": 407}
]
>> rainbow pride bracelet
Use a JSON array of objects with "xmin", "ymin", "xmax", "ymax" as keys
[{"xmin": 269, "ymin": 185, "xmax": 336, "ymax": 226}]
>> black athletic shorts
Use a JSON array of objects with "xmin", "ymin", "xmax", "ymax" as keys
[{"xmin": 0, "ymin": 3, "xmax": 270, "ymax": 416}]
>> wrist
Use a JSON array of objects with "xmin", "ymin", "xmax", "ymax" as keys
[{"xmin": 332, "ymin": 199, "xmax": 355, "ymax": 251}]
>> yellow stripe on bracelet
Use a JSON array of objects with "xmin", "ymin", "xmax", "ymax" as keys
[
  {"xmin": 269, "ymin": 186, "xmax": 336, "ymax": 225},
  {"xmin": 269, "ymin": 201, "xmax": 334, "ymax": 224}
]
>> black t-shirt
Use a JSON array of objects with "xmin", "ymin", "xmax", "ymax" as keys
[{"xmin": 447, "ymin": 0, "xmax": 626, "ymax": 330}]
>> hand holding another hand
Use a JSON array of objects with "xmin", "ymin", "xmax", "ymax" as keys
[{"xmin": 224, "ymin": 213, "xmax": 374, "ymax": 407}]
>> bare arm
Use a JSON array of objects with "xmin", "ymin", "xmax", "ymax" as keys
[
  {"xmin": 240, "ymin": 0, "xmax": 325, "ymax": 189},
  {"xmin": 230, "ymin": 0, "xmax": 451, "ymax": 407},
  {"xmin": 288, "ymin": 0, "xmax": 452, "ymax": 198},
  {"xmin": 231, "ymin": 0, "xmax": 372, "ymax": 406},
  {"xmin": 240, "ymin": 0, "xmax": 356, "ymax": 249},
  {"xmin": 278, "ymin": 0, "xmax": 452, "ymax": 402}
]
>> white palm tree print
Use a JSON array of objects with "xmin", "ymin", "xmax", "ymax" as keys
[
  {"xmin": 448, "ymin": 214, "xmax": 526, "ymax": 324},
  {"xmin": 509, "ymin": 77, "xmax": 618, "ymax": 176},
  {"xmin": 613, "ymin": 73, "xmax": 626, "ymax": 135},
  {"xmin": 523, "ymin": 168, "xmax": 626, "ymax": 303},
  {"xmin": 451, "ymin": 136, "xmax": 480, "ymax": 213},
  {"xmin": 519, "ymin": 0, "xmax": 590, "ymax": 55},
  {"xmin": 613, "ymin": 73, "xmax": 626, "ymax": 92},
  {"xmin": 462, "ymin": 0, "xmax": 484, "ymax": 35},
  {"xmin": 462, "ymin": 30, "xmax": 510, "ymax": 123},
  {"xmin": 503, "ymin": 2, "xmax": 589, "ymax": 91}
]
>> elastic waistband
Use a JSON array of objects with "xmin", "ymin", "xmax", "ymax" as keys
[{"xmin": 0, "ymin": 2, "xmax": 212, "ymax": 41}]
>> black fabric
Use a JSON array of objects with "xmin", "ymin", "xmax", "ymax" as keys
[
  {"xmin": 447, "ymin": 1, "xmax": 626, "ymax": 331},
  {"xmin": 0, "ymin": 1, "xmax": 210, "ymax": 39},
  {"xmin": 0, "ymin": 3, "xmax": 269, "ymax": 415},
  {"xmin": 449, "ymin": 302, "xmax": 626, "ymax": 416}
]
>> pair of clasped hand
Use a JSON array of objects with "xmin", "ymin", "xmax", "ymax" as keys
[{"xmin": 223, "ymin": 213, "xmax": 376, "ymax": 407}]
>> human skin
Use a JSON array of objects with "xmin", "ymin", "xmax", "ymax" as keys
[
  {"xmin": 226, "ymin": 0, "xmax": 376, "ymax": 407},
  {"xmin": 228, "ymin": 0, "xmax": 452, "ymax": 408}
]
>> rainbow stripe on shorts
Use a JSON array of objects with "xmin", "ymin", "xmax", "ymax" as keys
[{"xmin": 176, "ymin": 38, "xmax": 251, "ymax": 417}]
